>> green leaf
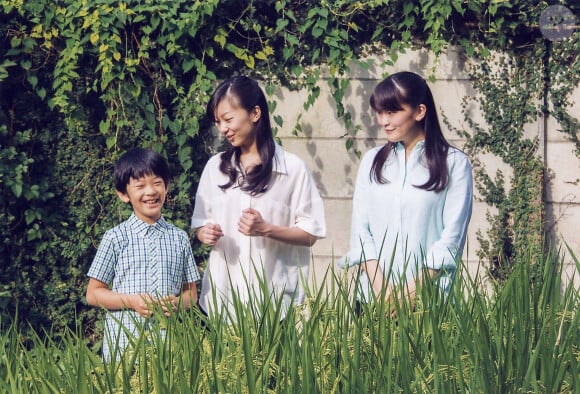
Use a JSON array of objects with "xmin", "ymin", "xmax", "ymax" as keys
[
  {"xmin": 11, "ymin": 183, "xmax": 23, "ymax": 198},
  {"xmin": 10, "ymin": 36, "xmax": 21, "ymax": 48},
  {"xmin": 312, "ymin": 27, "xmax": 324, "ymax": 39},
  {"xmin": 25, "ymin": 210, "xmax": 38, "ymax": 225},
  {"xmin": 27, "ymin": 74, "xmax": 38, "ymax": 88},
  {"xmin": 183, "ymin": 58, "xmax": 196, "ymax": 72},
  {"xmin": 20, "ymin": 59, "xmax": 32, "ymax": 70},
  {"xmin": 106, "ymin": 135, "xmax": 117, "ymax": 149},
  {"xmin": 99, "ymin": 120, "xmax": 110, "ymax": 135},
  {"xmin": 283, "ymin": 46, "xmax": 294, "ymax": 61},
  {"xmin": 214, "ymin": 32, "xmax": 226, "ymax": 48},
  {"xmin": 273, "ymin": 114, "xmax": 283, "ymax": 127},
  {"xmin": 275, "ymin": 18, "xmax": 289, "ymax": 33},
  {"xmin": 345, "ymin": 138, "xmax": 353, "ymax": 151}
]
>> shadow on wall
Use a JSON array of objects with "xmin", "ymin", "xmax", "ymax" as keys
[{"xmin": 302, "ymin": 123, "xmax": 328, "ymax": 196}]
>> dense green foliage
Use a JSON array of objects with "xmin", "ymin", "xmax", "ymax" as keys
[
  {"xmin": 0, "ymin": 0, "xmax": 578, "ymax": 341},
  {"xmin": 1, "ymin": 252, "xmax": 579, "ymax": 392}
]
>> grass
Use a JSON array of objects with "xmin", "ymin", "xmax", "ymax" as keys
[{"xmin": 0, "ymin": 247, "xmax": 578, "ymax": 393}]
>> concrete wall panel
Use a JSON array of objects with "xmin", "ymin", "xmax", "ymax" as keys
[{"xmin": 545, "ymin": 141, "xmax": 580, "ymax": 203}]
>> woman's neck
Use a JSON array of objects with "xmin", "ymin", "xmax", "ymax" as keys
[
  {"xmin": 402, "ymin": 135, "xmax": 425, "ymax": 160},
  {"xmin": 239, "ymin": 146, "xmax": 261, "ymax": 169}
]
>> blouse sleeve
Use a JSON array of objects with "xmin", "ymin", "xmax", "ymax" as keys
[
  {"xmin": 190, "ymin": 156, "xmax": 218, "ymax": 230},
  {"xmin": 293, "ymin": 163, "xmax": 327, "ymax": 239},
  {"xmin": 424, "ymin": 151, "xmax": 473, "ymax": 271},
  {"xmin": 338, "ymin": 151, "xmax": 378, "ymax": 268}
]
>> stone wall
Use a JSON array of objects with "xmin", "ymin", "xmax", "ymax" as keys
[{"xmin": 269, "ymin": 49, "xmax": 579, "ymax": 292}]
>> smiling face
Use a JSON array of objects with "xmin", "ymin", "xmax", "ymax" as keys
[
  {"xmin": 214, "ymin": 97, "xmax": 261, "ymax": 152},
  {"xmin": 116, "ymin": 174, "xmax": 168, "ymax": 224},
  {"xmin": 375, "ymin": 103, "xmax": 426, "ymax": 151}
]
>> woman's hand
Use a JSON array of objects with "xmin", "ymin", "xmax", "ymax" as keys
[
  {"xmin": 196, "ymin": 223, "xmax": 223, "ymax": 246},
  {"xmin": 361, "ymin": 260, "xmax": 393, "ymax": 300},
  {"xmin": 238, "ymin": 207, "xmax": 316, "ymax": 246},
  {"xmin": 238, "ymin": 208, "xmax": 268, "ymax": 236}
]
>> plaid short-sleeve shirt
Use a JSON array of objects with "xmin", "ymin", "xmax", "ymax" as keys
[{"xmin": 88, "ymin": 213, "xmax": 200, "ymax": 361}]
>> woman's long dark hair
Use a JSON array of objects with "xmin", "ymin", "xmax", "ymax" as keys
[
  {"xmin": 206, "ymin": 76, "xmax": 276, "ymax": 195},
  {"xmin": 369, "ymin": 71, "xmax": 450, "ymax": 192}
]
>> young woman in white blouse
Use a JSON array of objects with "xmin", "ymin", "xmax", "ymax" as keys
[
  {"xmin": 192, "ymin": 76, "xmax": 326, "ymax": 321},
  {"xmin": 339, "ymin": 71, "xmax": 473, "ymax": 308}
]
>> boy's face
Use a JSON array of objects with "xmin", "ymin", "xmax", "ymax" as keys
[{"xmin": 116, "ymin": 174, "xmax": 168, "ymax": 224}]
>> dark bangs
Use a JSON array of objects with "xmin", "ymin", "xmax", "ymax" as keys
[
  {"xmin": 369, "ymin": 78, "xmax": 407, "ymax": 112},
  {"xmin": 113, "ymin": 148, "xmax": 170, "ymax": 193}
]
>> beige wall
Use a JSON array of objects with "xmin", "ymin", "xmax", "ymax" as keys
[{"xmin": 270, "ymin": 49, "xmax": 579, "ymax": 292}]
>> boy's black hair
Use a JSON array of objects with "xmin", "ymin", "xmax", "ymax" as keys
[{"xmin": 114, "ymin": 148, "xmax": 170, "ymax": 194}]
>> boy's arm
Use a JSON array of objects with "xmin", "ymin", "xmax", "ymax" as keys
[
  {"xmin": 86, "ymin": 278, "xmax": 154, "ymax": 317},
  {"xmin": 179, "ymin": 282, "xmax": 198, "ymax": 309}
]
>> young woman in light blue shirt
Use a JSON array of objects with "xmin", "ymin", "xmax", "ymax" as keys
[{"xmin": 339, "ymin": 71, "xmax": 473, "ymax": 307}]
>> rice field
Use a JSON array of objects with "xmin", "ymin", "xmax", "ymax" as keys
[{"xmin": 1, "ymin": 249, "xmax": 578, "ymax": 393}]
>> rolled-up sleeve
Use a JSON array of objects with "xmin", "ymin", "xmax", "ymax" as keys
[
  {"xmin": 424, "ymin": 152, "xmax": 473, "ymax": 271},
  {"xmin": 191, "ymin": 156, "xmax": 218, "ymax": 230},
  {"xmin": 338, "ymin": 151, "xmax": 378, "ymax": 268},
  {"xmin": 294, "ymin": 164, "xmax": 326, "ymax": 239}
]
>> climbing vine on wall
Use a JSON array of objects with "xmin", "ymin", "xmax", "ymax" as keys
[
  {"xmin": 455, "ymin": 50, "xmax": 547, "ymax": 282},
  {"xmin": 458, "ymin": 33, "xmax": 579, "ymax": 282}
]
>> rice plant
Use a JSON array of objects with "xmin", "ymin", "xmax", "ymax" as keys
[{"xmin": 0, "ymin": 247, "xmax": 578, "ymax": 393}]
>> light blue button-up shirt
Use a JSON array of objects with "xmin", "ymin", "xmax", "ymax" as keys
[{"xmin": 339, "ymin": 141, "xmax": 473, "ymax": 301}]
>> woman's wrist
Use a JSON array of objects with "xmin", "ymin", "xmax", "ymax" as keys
[{"xmin": 194, "ymin": 226, "xmax": 204, "ymax": 242}]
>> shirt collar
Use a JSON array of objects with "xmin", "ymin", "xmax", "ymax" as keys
[
  {"xmin": 127, "ymin": 213, "xmax": 167, "ymax": 236},
  {"xmin": 272, "ymin": 144, "xmax": 288, "ymax": 175},
  {"xmin": 227, "ymin": 143, "xmax": 288, "ymax": 175},
  {"xmin": 394, "ymin": 140, "xmax": 425, "ymax": 152}
]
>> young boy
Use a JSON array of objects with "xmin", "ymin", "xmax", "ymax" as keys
[{"xmin": 86, "ymin": 148, "xmax": 200, "ymax": 361}]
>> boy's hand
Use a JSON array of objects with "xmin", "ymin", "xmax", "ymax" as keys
[
  {"xmin": 128, "ymin": 294, "xmax": 180, "ymax": 317},
  {"xmin": 128, "ymin": 294, "xmax": 155, "ymax": 317},
  {"xmin": 159, "ymin": 295, "xmax": 178, "ymax": 316}
]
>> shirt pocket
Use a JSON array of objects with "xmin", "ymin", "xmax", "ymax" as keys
[
  {"xmin": 255, "ymin": 197, "xmax": 293, "ymax": 227},
  {"xmin": 158, "ymin": 237, "xmax": 186, "ymax": 294},
  {"xmin": 114, "ymin": 240, "xmax": 147, "ymax": 292}
]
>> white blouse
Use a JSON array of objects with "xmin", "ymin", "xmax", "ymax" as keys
[{"xmin": 192, "ymin": 144, "xmax": 326, "ymax": 318}]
